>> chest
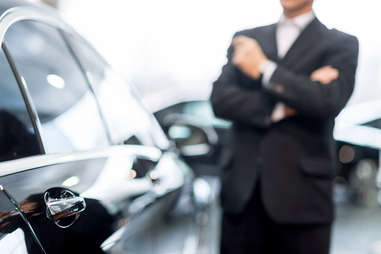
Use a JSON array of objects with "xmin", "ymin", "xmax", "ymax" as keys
[{"xmin": 258, "ymin": 28, "xmax": 330, "ymax": 75}]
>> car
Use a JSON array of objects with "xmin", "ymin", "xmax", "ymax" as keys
[
  {"xmin": 334, "ymin": 100, "xmax": 381, "ymax": 204},
  {"xmin": 153, "ymin": 98, "xmax": 380, "ymax": 205},
  {"xmin": 0, "ymin": 1, "xmax": 216, "ymax": 254}
]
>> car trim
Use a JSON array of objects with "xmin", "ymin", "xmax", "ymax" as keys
[
  {"xmin": 2, "ymin": 42, "xmax": 46, "ymax": 153},
  {"xmin": 0, "ymin": 6, "xmax": 76, "ymax": 41},
  {"xmin": 0, "ymin": 145, "xmax": 162, "ymax": 177}
]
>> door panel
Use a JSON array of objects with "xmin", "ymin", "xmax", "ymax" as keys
[
  {"xmin": 103, "ymin": 152, "xmax": 192, "ymax": 254},
  {"xmin": 0, "ymin": 147, "xmax": 186, "ymax": 253},
  {"xmin": 0, "ymin": 187, "xmax": 45, "ymax": 254},
  {"xmin": 0, "ymin": 158, "xmax": 110, "ymax": 253}
]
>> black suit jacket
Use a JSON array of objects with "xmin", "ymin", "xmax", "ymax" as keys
[{"xmin": 211, "ymin": 18, "xmax": 359, "ymax": 224}]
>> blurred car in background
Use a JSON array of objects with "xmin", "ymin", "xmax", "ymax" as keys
[
  {"xmin": 334, "ymin": 100, "xmax": 381, "ymax": 205},
  {"xmin": 154, "ymin": 100, "xmax": 231, "ymax": 178},
  {"xmin": 0, "ymin": 1, "xmax": 218, "ymax": 254},
  {"xmin": 153, "ymin": 98, "xmax": 380, "ymax": 205}
]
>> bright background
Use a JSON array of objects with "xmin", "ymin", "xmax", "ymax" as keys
[{"xmin": 58, "ymin": 0, "xmax": 381, "ymax": 110}]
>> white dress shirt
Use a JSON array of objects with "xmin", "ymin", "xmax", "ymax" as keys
[{"xmin": 261, "ymin": 11, "xmax": 315, "ymax": 122}]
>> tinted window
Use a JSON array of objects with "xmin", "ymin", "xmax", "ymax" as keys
[
  {"xmin": 66, "ymin": 34, "xmax": 170, "ymax": 149},
  {"xmin": 4, "ymin": 21, "xmax": 109, "ymax": 154},
  {"xmin": 0, "ymin": 47, "xmax": 40, "ymax": 162}
]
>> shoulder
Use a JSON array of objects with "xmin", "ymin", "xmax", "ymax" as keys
[
  {"xmin": 326, "ymin": 27, "xmax": 358, "ymax": 47},
  {"xmin": 233, "ymin": 23, "xmax": 276, "ymax": 39},
  {"xmin": 316, "ymin": 26, "xmax": 359, "ymax": 62}
]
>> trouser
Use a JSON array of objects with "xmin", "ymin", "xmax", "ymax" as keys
[{"xmin": 220, "ymin": 182, "xmax": 332, "ymax": 254}]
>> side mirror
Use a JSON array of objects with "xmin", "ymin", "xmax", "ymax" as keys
[
  {"xmin": 163, "ymin": 114, "xmax": 218, "ymax": 157},
  {"xmin": 167, "ymin": 122, "xmax": 215, "ymax": 157}
]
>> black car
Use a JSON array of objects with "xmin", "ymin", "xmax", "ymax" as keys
[{"xmin": 0, "ymin": 1, "xmax": 215, "ymax": 254}]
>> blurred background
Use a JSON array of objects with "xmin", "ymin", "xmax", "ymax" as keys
[
  {"xmin": 56, "ymin": 0, "xmax": 381, "ymax": 108},
  {"xmin": 31, "ymin": 0, "xmax": 381, "ymax": 253}
]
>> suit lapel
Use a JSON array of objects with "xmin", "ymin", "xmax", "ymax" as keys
[
  {"xmin": 280, "ymin": 18, "xmax": 326, "ymax": 67},
  {"xmin": 260, "ymin": 24, "xmax": 279, "ymax": 62}
]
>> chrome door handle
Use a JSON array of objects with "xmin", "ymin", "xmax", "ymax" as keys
[{"xmin": 44, "ymin": 188, "xmax": 86, "ymax": 228}]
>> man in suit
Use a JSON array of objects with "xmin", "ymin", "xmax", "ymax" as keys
[{"xmin": 211, "ymin": 0, "xmax": 359, "ymax": 253}]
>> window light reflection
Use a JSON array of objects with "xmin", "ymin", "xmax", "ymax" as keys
[
  {"xmin": 47, "ymin": 74, "xmax": 65, "ymax": 89},
  {"xmin": 62, "ymin": 176, "xmax": 80, "ymax": 187}
]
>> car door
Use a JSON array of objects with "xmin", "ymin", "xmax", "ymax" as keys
[
  {"xmin": 0, "ymin": 186, "xmax": 47, "ymax": 254},
  {"xmin": 154, "ymin": 100, "xmax": 232, "ymax": 177},
  {"xmin": 0, "ymin": 14, "xmax": 187, "ymax": 254},
  {"xmin": 1, "ymin": 17, "xmax": 126, "ymax": 254}
]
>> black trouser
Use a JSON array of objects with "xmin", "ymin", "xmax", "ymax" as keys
[{"xmin": 220, "ymin": 182, "xmax": 332, "ymax": 254}]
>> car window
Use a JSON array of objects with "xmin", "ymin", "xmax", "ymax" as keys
[
  {"xmin": 0, "ymin": 47, "xmax": 41, "ymax": 162},
  {"xmin": 65, "ymin": 34, "xmax": 170, "ymax": 150},
  {"xmin": 4, "ymin": 20, "xmax": 110, "ymax": 154}
]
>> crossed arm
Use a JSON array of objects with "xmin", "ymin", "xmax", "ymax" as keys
[
  {"xmin": 211, "ymin": 34, "xmax": 359, "ymax": 127},
  {"xmin": 272, "ymin": 65, "xmax": 340, "ymax": 120},
  {"xmin": 210, "ymin": 45, "xmax": 275, "ymax": 128}
]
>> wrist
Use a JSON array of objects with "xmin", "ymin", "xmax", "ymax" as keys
[
  {"xmin": 260, "ymin": 60, "xmax": 277, "ymax": 87},
  {"xmin": 259, "ymin": 58, "xmax": 270, "ymax": 74}
]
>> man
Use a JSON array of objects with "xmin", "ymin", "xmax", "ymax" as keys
[{"xmin": 211, "ymin": 0, "xmax": 359, "ymax": 253}]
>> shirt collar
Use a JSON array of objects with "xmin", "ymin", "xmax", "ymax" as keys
[{"xmin": 279, "ymin": 11, "xmax": 315, "ymax": 30}]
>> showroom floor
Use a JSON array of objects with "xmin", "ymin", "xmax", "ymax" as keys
[
  {"xmin": 204, "ymin": 183, "xmax": 381, "ymax": 254},
  {"xmin": 332, "ymin": 204, "xmax": 381, "ymax": 254},
  {"xmin": 152, "ymin": 181, "xmax": 381, "ymax": 254}
]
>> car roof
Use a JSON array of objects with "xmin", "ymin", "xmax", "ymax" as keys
[
  {"xmin": 0, "ymin": 0, "xmax": 80, "ymax": 118},
  {"xmin": 0, "ymin": 0, "xmax": 34, "ymax": 16}
]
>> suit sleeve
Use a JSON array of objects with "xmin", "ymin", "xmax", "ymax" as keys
[
  {"xmin": 265, "ymin": 35, "xmax": 359, "ymax": 119},
  {"xmin": 210, "ymin": 38, "xmax": 275, "ymax": 128}
]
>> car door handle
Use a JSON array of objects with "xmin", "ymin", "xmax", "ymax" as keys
[{"xmin": 44, "ymin": 188, "xmax": 86, "ymax": 228}]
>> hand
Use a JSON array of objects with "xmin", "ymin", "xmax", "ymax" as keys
[
  {"xmin": 232, "ymin": 36, "xmax": 268, "ymax": 79},
  {"xmin": 310, "ymin": 65, "xmax": 339, "ymax": 85},
  {"xmin": 284, "ymin": 106, "xmax": 296, "ymax": 118},
  {"xmin": 280, "ymin": 66, "xmax": 340, "ymax": 120}
]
